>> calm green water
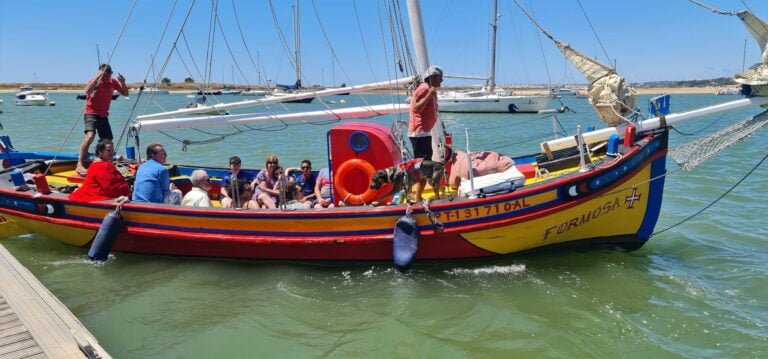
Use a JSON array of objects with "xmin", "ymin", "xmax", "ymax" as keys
[{"xmin": 1, "ymin": 92, "xmax": 766, "ymax": 357}]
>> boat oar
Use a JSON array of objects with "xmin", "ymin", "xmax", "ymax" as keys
[{"xmin": 87, "ymin": 197, "xmax": 127, "ymax": 261}]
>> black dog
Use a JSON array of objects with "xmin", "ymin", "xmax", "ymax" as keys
[{"xmin": 370, "ymin": 158, "xmax": 445, "ymax": 204}]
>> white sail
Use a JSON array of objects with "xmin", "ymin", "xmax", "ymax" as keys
[
  {"xmin": 134, "ymin": 103, "xmax": 408, "ymax": 131},
  {"xmin": 737, "ymin": 11, "xmax": 768, "ymax": 60},
  {"xmin": 136, "ymin": 77, "xmax": 414, "ymax": 121},
  {"xmin": 734, "ymin": 11, "xmax": 768, "ymax": 92},
  {"xmin": 555, "ymin": 40, "xmax": 637, "ymax": 126}
]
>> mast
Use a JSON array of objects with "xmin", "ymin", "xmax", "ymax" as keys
[
  {"xmin": 406, "ymin": 0, "xmax": 445, "ymax": 163},
  {"xmin": 407, "ymin": 0, "xmax": 429, "ymax": 74},
  {"xmin": 294, "ymin": 0, "xmax": 302, "ymax": 89},
  {"xmin": 488, "ymin": 0, "xmax": 498, "ymax": 91},
  {"xmin": 742, "ymin": 38, "xmax": 747, "ymax": 73}
]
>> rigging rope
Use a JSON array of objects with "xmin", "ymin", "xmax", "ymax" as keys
[
  {"xmin": 352, "ymin": 0, "xmax": 379, "ymax": 81},
  {"xmin": 574, "ymin": 0, "xmax": 613, "ymax": 68},
  {"xmin": 230, "ymin": 0, "xmax": 267, "ymax": 87},
  {"xmin": 687, "ymin": 0, "xmax": 738, "ymax": 16},
  {"xmin": 653, "ymin": 150, "xmax": 768, "ymax": 237},
  {"xmin": 117, "ymin": 0, "xmax": 198, "ymax": 153},
  {"xmin": 669, "ymin": 110, "xmax": 768, "ymax": 170},
  {"xmin": 213, "ymin": 11, "xmax": 255, "ymax": 88},
  {"xmin": 528, "ymin": 0, "xmax": 553, "ymax": 87},
  {"xmin": 670, "ymin": 113, "xmax": 727, "ymax": 136},
  {"xmin": 268, "ymin": 0, "xmax": 298, "ymax": 72},
  {"xmin": 308, "ymin": 0, "xmax": 373, "ymax": 109},
  {"xmin": 44, "ymin": 0, "xmax": 139, "ymax": 175}
]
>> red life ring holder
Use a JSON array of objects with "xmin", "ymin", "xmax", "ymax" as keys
[{"xmin": 334, "ymin": 159, "xmax": 379, "ymax": 205}]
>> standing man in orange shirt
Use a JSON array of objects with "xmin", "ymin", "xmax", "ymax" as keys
[
  {"xmin": 77, "ymin": 64, "xmax": 129, "ymax": 175},
  {"xmin": 408, "ymin": 65, "xmax": 443, "ymax": 201}
]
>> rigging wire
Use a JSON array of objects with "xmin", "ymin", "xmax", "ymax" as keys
[
  {"xmin": 574, "ymin": 0, "xmax": 613, "ymax": 69},
  {"xmin": 308, "ymin": 0, "xmax": 373, "ymax": 108},
  {"xmin": 230, "ymin": 0, "xmax": 267, "ymax": 87},
  {"xmin": 116, "ymin": 0, "xmax": 198, "ymax": 152},
  {"xmin": 130, "ymin": 0, "xmax": 183, "ymax": 148},
  {"xmin": 528, "ymin": 0, "xmax": 553, "ymax": 87},
  {"xmin": 44, "ymin": 0, "xmax": 139, "ymax": 175},
  {"xmin": 670, "ymin": 113, "xmax": 727, "ymax": 136},
  {"xmin": 687, "ymin": 0, "xmax": 738, "ymax": 15},
  {"xmin": 393, "ymin": 0, "xmax": 416, "ymax": 77},
  {"xmin": 204, "ymin": 0, "xmax": 219, "ymax": 90},
  {"xmin": 352, "ymin": 0, "xmax": 379, "ymax": 81},
  {"xmin": 268, "ymin": 0, "xmax": 298, "ymax": 72},
  {"xmin": 213, "ymin": 10, "xmax": 254, "ymax": 88},
  {"xmin": 652, "ymin": 151, "xmax": 768, "ymax": 237},
  {"xmin": 687, "ymin": 0, "xmax": 767, "ymax": 65}
]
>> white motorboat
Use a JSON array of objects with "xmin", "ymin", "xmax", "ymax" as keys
[
  {"xmin": 181, "ymin": 96, "xmax": 230, "ymax": 115},
  {"xmin": 436, "ymin": 0, "xmax": 552, "ymax": 113},
  {"xmin": 14, "ymin": 86, "xmax": 49, "ymax": 106},
  {"xmin": 220, "ymin": 88, "xmax": 242, "ymax": 95},
  {"xmin": 0, "ymin": 96, "xmax": 4, "ymax": 113},
  {"xmin": 240, "ymin": 89, "xmax": 269, "ymax": 97},
  {"xmin": 715, "ymin": 86, "xmax": 740, "ymax": 95},
  {"xmin": 550, "ymin": 87, "xmax": 578, "ymax": 96},
  {"xmin": 139, "ymin": 87, "xmax": 170, "ymax": 94}
]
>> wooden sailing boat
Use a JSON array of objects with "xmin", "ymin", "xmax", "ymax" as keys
[
  {"xmin": 0, "ymin": 1, "xmax": 766, "ymax": 270},
  {"xmin": 437, "ymin": 0, "xmax": 554, "ymax": 113}
]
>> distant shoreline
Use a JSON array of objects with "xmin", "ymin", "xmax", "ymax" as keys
[{"xmin": 0, "ymin": 83, "xmax": 723, "ymax": 95}]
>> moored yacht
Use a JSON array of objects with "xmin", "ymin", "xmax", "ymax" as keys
[
  {"xmin": 438, "ymin": 87, "xmax": 552, "ymax": 113},
  {"xmin": 435, "ymin": 0, "xmax": 553, "ymax": 113},
  {"xmin": 14, "ymin": 86, "xmax": 50, "ymax": 106}
]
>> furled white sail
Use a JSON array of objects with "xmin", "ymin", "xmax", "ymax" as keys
[
  {"xmin": 555, "ymin": 40, "xmax": 637, "ymax": 126},
  {"xmin": 134, "ymin": 103, "xmax": 408, "ymax": 131}
]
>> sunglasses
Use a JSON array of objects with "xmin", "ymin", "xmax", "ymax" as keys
[
  {"xmin": 301, "ymin": 166, "xmax": 310, "ymax": 169},
  {"xmin": 230, "ymin": 162, "xmax": 241, "ymax": 166},
  {"xmin": 267, "ymin": 161, "xmax": 278, "ymax": 165}
]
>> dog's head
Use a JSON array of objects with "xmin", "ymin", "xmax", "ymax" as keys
[{"xmin": 370, "ymin": 168, "xmax": 391, "ymax": 190}]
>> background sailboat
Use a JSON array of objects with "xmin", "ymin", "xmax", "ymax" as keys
[
  {"xmin": 266, "ymin": 0, "xmax": 314, "ymax": 104},
  {"xmin": 437, "ymin": 0, "xmax": 554, "ymax": 113}
]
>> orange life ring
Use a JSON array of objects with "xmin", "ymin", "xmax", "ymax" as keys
[{"xmin": 334, "ymin": 159, "xmax": 379, "ymax": 205}]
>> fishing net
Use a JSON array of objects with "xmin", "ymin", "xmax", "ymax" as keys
[{"xmin": 669, "ymin": 110, "xmax": 768, "ymax": 170}]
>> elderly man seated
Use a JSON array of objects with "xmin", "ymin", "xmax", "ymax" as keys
[{"xmin": 181, "ymin": 169, "xmax": 212, "ymax": 207}]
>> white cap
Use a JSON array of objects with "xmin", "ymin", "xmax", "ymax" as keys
[{"xmin": 421, "ymin": 65, "xmax": 443, "ymax": 80}]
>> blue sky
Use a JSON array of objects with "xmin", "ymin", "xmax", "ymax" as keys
[{"xmin": 0, "ymin": 0, "xmax": 765, "ymax": 86}]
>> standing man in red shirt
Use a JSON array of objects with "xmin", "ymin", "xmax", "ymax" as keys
[
  {"xmin": 408, "ymin": 65, "xmax": 442, "ymax": 201},
  {"xmin": 77, "ymin": 64, "xmax": 129, "ymax": 175}
]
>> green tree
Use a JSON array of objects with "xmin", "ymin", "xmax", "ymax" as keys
[
  {"xmin": 161, "ymin": 77, "xmax": 171, "ymax": 85},
  {"xmin": 184, "ymin": 77, "xmax": 195, "ymax": 83}
]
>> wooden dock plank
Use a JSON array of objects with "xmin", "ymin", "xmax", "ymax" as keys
[
  {"xmin": 0, "ymin": 244, "xmax": 111, "ymax": 359},
  {"xmin": 0, "ymin": 323, "xmax": 28, "ymax": 340},
  {"xmin": 3, "ymin": 345, "xmax": 45, "ymax": 359}
]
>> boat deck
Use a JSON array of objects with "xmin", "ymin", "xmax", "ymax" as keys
[{"xmin": 0, "ymin": 244, "xmax": 111, "ymax": 359}]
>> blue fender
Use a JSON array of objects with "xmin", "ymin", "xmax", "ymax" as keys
[{"xmin": 393, "ymin": 215, "xmax": 419, "ymax": 271}]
